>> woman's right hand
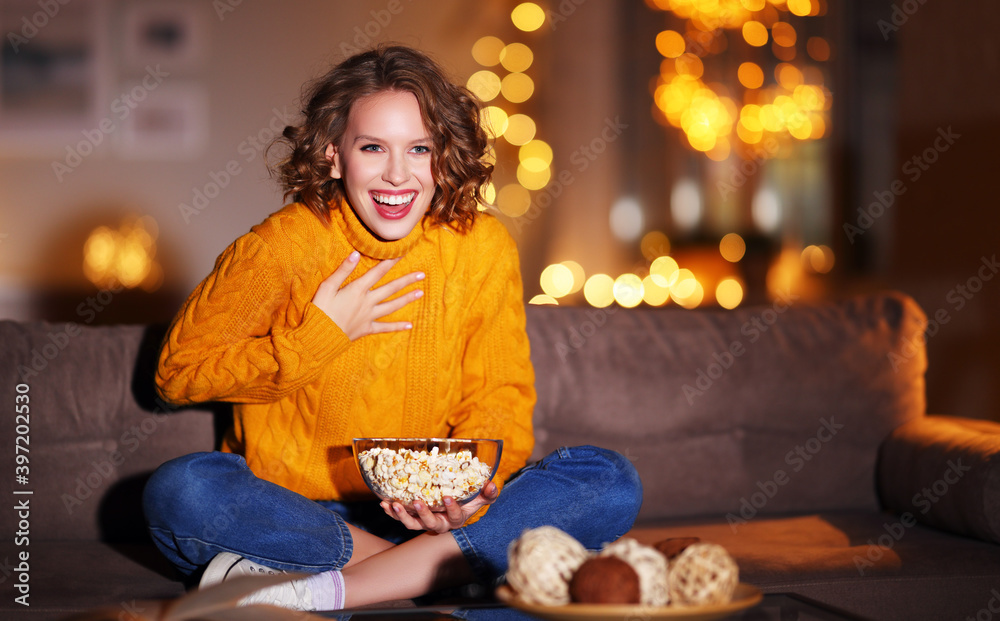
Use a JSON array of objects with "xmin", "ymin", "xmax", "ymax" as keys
[{"xmin": 311, "ymin": 251, "xmax": 424, "ymax": 340}]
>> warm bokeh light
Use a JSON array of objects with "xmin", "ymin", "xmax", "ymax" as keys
[
  {"xmin": 83, "ymin": 216, "xmax": 162, "ymax": 291},
  {"xmin": 801, "ymin": 244, "xmax": 835, "ymax": 273},
  {"xmin": 481, "ymin": 182, "xmax": 496, "ymax": 206},
  {"xmin": 613, "ymin": 274, "xmax": 645, "ymax": 308},
  {"xmin": 771, "ymin": 22, "xmax": 797, "ymax": 47},
  {"xmin": 807, "ymin": 36, "xmax": 831, "ymax": 61},
  {"xmin": 673, "ymin": 278, "xmax": 704, "ymax": 309},
  {"xmin": 738, "ymin": 62, "xmax": 764, "ymax": 89},
  {"xmin": 561, "ymin": 260, "xmax": 586, "ymax": 294},
  {"xmin": 516, "ymin": 163, "xmax": 551, "ymax": 190},
  {"xmin": 675, "ymin": 53, "xmax": 704, "ymax": 79},
  {"xmin": 650, "ymin": 255, "xmax": 680, "ymax": 288},
  {"xmin": 742, "ymin": 21, "xmax": 768, "ymax": 47},
  {"xmin": 528, "ymin": 294, "xmax": 559, "ymax": 305},
  {"xmin": 499, "ymin": 43, "xmax": 534, "ymax": 73},
  {"xmin": 767, "ymin": 247, "xmax": 804, "ymax": 298},
  {"xmin": 773, "ymin": 41, "xmax": 797, "ymax": 62},
  {"xmin": 641, "ymin": 231, "xmax": 671, "ymax": 261},
  {"xmin": 650, "ymin": 0, "xmax": 831, "ymax": 160},
  {"xmin": 787, "ymin": 0, "xmax": 812, "ymax": 17},
  {"xmin": 504, "ymin": 114, "xmax": 537, "ymax": 146},
  {"xmin": 496, "ymin": 183, "xmax": 532, "ymax": 217},
  {"xmin": 467, "ymin": 70, "xmax": 501, "ymax": 102},
  {"xmin": 501, "ymin": 72, "xmax": 534, "ymax": 104},
  {"xmin": 642, "ymin": 275, "xmax": 671, "ymax": 306},
  {"xmin": 540, "ymin": 263, "xmax": 575, "ymax": 298},
  {"xmin": 776, "ymin": 63, "xmax": 803, "ymax": 89},
  {"xmin": 670, "ymin": 268, "xmax": 697, "ymax": 298},
  {"xmin": 472, "ymin": 36, "xmax": 505, "ymax": 67},
  {"xmin": 519, "ymin": 139, "xmax": 553, "ymax": 172},
  {"xmin": 719, "ymin": 233, "xmax": 747, "ymax": 262},
  {"xmin": 656, "ymin": 29, "xmax": 686, "ymax": 58},
  {"xmin": 480, "ymin": 106, "xmax": 509, "ymax": 138},
  {"xmin": 584, "ymin": 274, "xmax": 616, "ymax": 308},
  {"xmin": 511, "ymin": 2, "xmax": 546, "ymax": 32},
  {"xmin": 716, "ymin": 278, "xmax": 744, "ymax": 309}
]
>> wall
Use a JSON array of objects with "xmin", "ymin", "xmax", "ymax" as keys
[
  {"xmin": 891, "ymin": 0, "xmax": 1000, "ymax": 420},
  {"xmin": 0, "ymin": 0, "xmax": 509, "ymax": 320}
]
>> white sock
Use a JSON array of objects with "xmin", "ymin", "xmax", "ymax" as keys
[{"xmin": 304, "ymin": 570, "xmax": 346, "ymax": 610}]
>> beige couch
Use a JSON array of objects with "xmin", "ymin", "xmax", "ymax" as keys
[{"xmin": 2, "ymin": 291, "xmax": 998, "ymax": 620}]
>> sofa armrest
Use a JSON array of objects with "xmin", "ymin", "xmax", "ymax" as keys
[{"xmin": 878, "ymin": 415, "xmax": 1000, "ymax": 544}]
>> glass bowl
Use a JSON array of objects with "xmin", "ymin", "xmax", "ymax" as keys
[{"xmin": 353, "ymin": 437, "xmax": 503, "ymax": 512}]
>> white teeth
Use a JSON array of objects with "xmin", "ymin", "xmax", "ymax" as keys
[{"xmin": 372, "ymin": 192, "xmax": 415, "ymax": 206}]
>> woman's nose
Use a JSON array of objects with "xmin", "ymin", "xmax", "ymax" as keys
[{"xmin": 382, "ymin": 153, "xmax": 408, "ymax": 185}]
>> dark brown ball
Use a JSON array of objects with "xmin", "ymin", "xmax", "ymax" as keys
[
  {"xmin": 653, "ymin": 536, "xmax": 701, "ymax": 560},
  {"xmin": 569, "ymin": 556, "xmax": 641, "ymax": 604}
]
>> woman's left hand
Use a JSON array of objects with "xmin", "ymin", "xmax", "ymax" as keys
[{"xmin": 381, "ymin": 481, "xmax": 500, "ymax": 534}]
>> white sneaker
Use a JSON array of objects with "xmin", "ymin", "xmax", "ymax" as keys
[
  {"xmin": 199, "ymin": 552, "xmax": 316, "ymax": 611},
  {"xmin": 237, "ymin": 576, "xmax": 316, "ymax": 611},
  {"xmin": 199, "ymin": 551, "xmax": 287, "ymax": 588}
]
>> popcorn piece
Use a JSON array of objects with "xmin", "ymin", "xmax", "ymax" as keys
[
  {"xmin": 358, "ymin": 446, "xmax": 492, "ymax": 506},
  {"xmin": 507, "ymin": 526, "xmax": 590, "ymax": 606},
  {"xmin": 668, "ymin": 543, "xmax": 739, "ymax": 606},
  {"xmin": 600, "ymin": 538, "xmax": 670, "ymax": 606}
]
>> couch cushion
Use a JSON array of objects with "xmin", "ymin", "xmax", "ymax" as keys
[
  {"xmin": 0, "ymin": 541, "xmax": 183, "ymax": 621},
  {"xmin": 525, "ymin": 292, "xmax": 927, "ymax": 520},
  {"xmin": 0, "ymin": 321, "xmax": 222, "ymax": 542},
  {"xmin": 879, "ymin": 415, "xmax": 1000, "ymax": 544}
]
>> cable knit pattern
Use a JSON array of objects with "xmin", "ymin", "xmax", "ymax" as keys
[{"xmin": 156, "ymin": 202, "xmax": 535, "ymax": 502}]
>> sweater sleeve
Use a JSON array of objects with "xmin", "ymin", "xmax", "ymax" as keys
[
  {"xmin": 447, "ymin": 222, "xmax": 536, "ymax": 487},
  {"xmin": 156, "ymin": 230, "xmax": 350, "ymax": 405}
]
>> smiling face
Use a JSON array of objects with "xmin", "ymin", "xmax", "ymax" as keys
[{"xmin": 326, "ymin": 90, "xmax": 435, "ymax": 242}]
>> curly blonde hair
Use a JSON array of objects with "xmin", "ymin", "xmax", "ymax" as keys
[{"xmin": 270, "ymin": 45, "xmax": 492, "ymax": 232}]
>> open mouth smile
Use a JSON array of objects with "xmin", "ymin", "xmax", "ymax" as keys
[{"xmin": 370, "ymin": 191, "xmax": 416, "ymax": 220}]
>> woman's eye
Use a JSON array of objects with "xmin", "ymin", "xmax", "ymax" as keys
[
  {"xmin": 411, "ymin": 145, "xmax": 431, "ymax": 155},
  {"xmin": 361, "ymin": 144, "xmax": 382, "ymax": 152}
]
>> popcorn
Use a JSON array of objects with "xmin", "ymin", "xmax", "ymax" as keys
[{"xmin": 358, "ymin": 446, "xmax": 493, "ymax": 506}]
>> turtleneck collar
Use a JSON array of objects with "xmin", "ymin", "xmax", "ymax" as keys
[{"xmin": 329, "ymin": 200, "xmax": 428, "ymax": 260}]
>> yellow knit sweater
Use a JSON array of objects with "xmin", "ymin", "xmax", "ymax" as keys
[{"xmin": 156, "ymin": 202, "xmax": 536, "ymax": 502}]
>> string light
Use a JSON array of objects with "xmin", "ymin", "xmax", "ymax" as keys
[
  {"xmin": 649, "ymin": 0, "xmax": 831, "ymax": 161},
  {"xmin": 83, "ymin": 216, "xmax": 162, "ymax": 291}
]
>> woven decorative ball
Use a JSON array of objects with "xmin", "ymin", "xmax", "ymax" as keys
[
  {"xmin": 668, "ymin": 543, "xmax": 739, "ymax": 606},
  {"xmin": 506, "ymin": 526, "xmax": 590, "ymax": 605},
  {"xmin": 599, "ymin": 538, "xmax": 670, "ymax": 606},
  {"xmin": 653, "ymin": 536, "xmax": 701, "ymax": 560}
]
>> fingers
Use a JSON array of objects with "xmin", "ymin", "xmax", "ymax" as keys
[
  {"xmin": 442, "ymin": 497, "xmax": 466, "ymax": 527},
  {"xmin": 481, "ymin": 481, "xmax": 499, "ymax": 503},
  {"xmin": 325, "ymin": 250, "xmax": 361, "ymax": 290},
  {"xmin": 371, "ymin": 269, "xmax": 425, "ymax": 302},
  {"xmin": 353, "ymin": 257, "xmax": 401, "ymax": 291},
  {"xmin": 371, "ymin": 289, "xmax": 423, "ymax": 322}
]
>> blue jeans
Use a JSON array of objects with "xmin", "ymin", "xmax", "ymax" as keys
[{"xmin": 142, "ymin": 445, "xmax": 642, "ymax": 583}]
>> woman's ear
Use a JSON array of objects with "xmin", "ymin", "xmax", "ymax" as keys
[{"xmin": 325, "ymin": 143, "xmax": 342, "ymax": 179}]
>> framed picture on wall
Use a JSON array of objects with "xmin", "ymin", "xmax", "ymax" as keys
[
  {"xmin": 0, "ymin": 0, "xmax": 111, "ymax": 155},
  {"xmin": 115, "ymin": 81, "xmax": 207, "ymax": 160},
  {"xmin": 120, "ymin": 0, "xmax": 207, "ymax": 72}
]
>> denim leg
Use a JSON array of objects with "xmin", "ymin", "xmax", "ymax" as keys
[
  {"xmin": 142, "ymin": 451, "xmax": 358, "ymax": 576},
  {"xmin": 451, "ymin": 445, "xmax": 643, "ymax": 583}
]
